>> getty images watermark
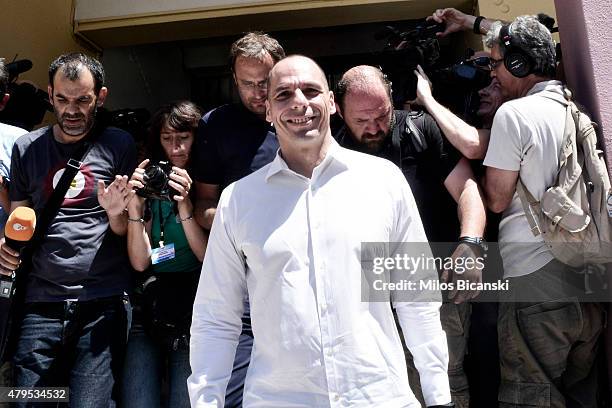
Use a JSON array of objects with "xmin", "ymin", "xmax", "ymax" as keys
[{"xmin": 360, "ymin": 242, "xmax": 510, "ymax": 302}]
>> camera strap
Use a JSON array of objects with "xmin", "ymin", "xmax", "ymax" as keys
[
  {"xmin": 33, "ymin": 125, "xmax": 101, "ymax": 245},
  {"xmin": 156, "ymin": 200, "xmax": 178, "ymax": 247},
  {"xmin": 157, "ymin": 200, "xmax": 166, "ymax": 247}
]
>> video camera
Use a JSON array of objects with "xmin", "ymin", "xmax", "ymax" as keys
[
  {"xmin": 0, "ymin": 58, "xmax": 52, "ymax": 131},
  {"xmin": 374, "ymin": 20, "xmax": 446, "ymax": 106},
  {"xmin": 435, "ymin": 54, "xmax": 492, "ymax": 92},
  {"xmin": 375, "ymin": 20, "xmax": 445, "ymax": 69}
]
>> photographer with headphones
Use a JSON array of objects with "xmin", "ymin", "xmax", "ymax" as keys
[{"xmin": 481, "ymin": 16, "xmax": 605, "ymax": 407}]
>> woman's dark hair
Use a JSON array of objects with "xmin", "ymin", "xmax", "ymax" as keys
[{"xmin": 147, "ymin": 100, "xmax": 202, "ymax": 168}]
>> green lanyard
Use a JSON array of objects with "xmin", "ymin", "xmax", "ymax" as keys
[{"xmin": 157, "ymin": 200, "xmax": 175, "ymax": 247}]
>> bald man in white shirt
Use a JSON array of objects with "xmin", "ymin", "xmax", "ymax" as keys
[{"xmin": 188, "ymin": 55, "xmax": 452, "ymax": 408}]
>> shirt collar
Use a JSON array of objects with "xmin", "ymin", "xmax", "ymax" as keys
[
  {"xmin": 526, "ymin": 80, "xmax": 564, "ymax": 97},
  {"xmin": 265, "ymin": 137, "xmax": 349, "ymax": 182}
]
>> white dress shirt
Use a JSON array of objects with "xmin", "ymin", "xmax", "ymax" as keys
[{"xmin": 188, "ymin": 140, "xmax": 450, "ymax": 407}]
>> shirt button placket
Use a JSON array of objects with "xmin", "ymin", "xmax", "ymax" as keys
[{"xmin": 309, "ymin": 185, "xmax": 337, "ymax": 403}]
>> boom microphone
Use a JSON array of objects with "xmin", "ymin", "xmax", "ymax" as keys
[{"xmin": 4, "ymin": 207, "xmax": 36, "ymax": 253}]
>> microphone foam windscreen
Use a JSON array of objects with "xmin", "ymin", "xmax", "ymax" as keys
[{"xmin": 5, "ymin": 207, "xmax": 36, "ymax": 242}]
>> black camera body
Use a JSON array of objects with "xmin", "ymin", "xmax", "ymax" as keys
[
  {"xmin": 136, "ymin": 161, "xmax": 177, "ymax": 201},
  {"xmin": 436, "ymin": 56, "xmax": 492, "ymax": 92}
]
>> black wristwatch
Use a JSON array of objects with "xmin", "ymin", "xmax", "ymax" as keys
[
  {"xmin": 428, "ymin": 403, "xmax": 455, "ymax": 408},
  {"xmin": 457, "ymin": 236, "xmax": 488, "ymax": 254},
  {"xmin": 473, "ymin": 16, "xmax": 485, "ymax": 34}
]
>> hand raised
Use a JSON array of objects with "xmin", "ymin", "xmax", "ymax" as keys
[{"xmin": 98, "ymin": 175, "xmax": 133, "ymax": 217}]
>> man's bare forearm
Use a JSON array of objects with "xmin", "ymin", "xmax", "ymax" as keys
[
  {"xmin": 195, "ymin": 198, "xmax": 218, "ymax": 230},
  {"xmin": 421, "ymin": 95, "xmax": 489, "ymax": 159},
  {"xmin": 457, "ymin": 179, "xmax": 487, "ymax": 237}
]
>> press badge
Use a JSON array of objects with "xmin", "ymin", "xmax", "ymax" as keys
[{"xmin": 151, "ymin": 243, "xmax": 175, "ymax": 264}]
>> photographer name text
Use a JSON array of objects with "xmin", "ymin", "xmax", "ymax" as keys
[{"xmin": 372, "ymin": 279, "xmax": 509, "ymax": 292}]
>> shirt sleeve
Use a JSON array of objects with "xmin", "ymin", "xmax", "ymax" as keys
[
  {"xmin": 0, "ymin": 132, "xmax": 21, "ymax": 221},
  {"xmin": 188, "ymin": 185, "xmax": 247, "ymax": 407},
  {"xmin": 483, "ymin": 103, "xmax": 525, "ymax": 171},
  {"xmin": 193, "ymin": 110, "xmax": 223, "ymax": 185},
  {"xmin": 9, "ymin": 140, "xmax": 29, "ymax": 203},
  {"xmin": 388, "ymin": 164, "xmax": 451, "ymax": 406},
  {"xmin": 0, "ymin": 136, "xmax": 15, "ymax": 179}
]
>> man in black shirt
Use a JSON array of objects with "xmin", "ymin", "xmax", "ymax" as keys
[
  {"xmin": 335, "ymin": 65, "xmax": 486, "ymax": 408},
  {"xmin": 0, "ymin": 52, "xmax": 135, "ymax": 407},
  {"xmin": 194, "ymin": 32, "xmax": 285, "ymax": 230},
  {"xmin": 191, "ymin": 32, "xmax": 285, "ymax": 408}
]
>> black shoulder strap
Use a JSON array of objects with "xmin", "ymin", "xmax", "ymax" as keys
[
  {"xmin": 405, "ymin": 114, "xmax": 427, "ymax": 153},
  {"xmin": 390, "ymin": 112, "xmax": 404, "ymax": 153},
  {"xmin": 30, "ymin": 125, "xmax": 101, "ymax": 248},
  {"xmin": 391, "ymin": 110, "xmax": 428, "ymax": 154}
]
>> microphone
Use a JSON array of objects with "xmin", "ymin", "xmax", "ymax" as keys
[
  {"xmin": 6, "ymin": 59, "xmax": 33, "ymax": 82},
  {"xmin": 4, "ymin": 207, "xmax": 36, "ymax": 253}
]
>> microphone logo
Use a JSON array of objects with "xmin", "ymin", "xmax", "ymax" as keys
[{"xmin": 12, "ymin": 223, "xmax": 28, "ymax": 232}]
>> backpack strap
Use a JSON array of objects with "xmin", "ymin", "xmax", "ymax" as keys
[
  {"xmin": 538, "ymin": 89, "xmax": 586, "ymax": 190},
  {"xmin": 517, "ymin": 86, "xmax": 582, "ymax": 237},
  {"xmin": 391, "ymin": 111, "xmax": 428, "ymax": 151},
  {"xmin": 390, "ymin": 110, "xmax": 429, "ymax": 171},
  {"xmin": 516, "ymin": 179, "xmax": 543, "ymax": 236},
  {"xmin": 405, "ymin": 114, "xmax": 427, "ymax": 153}
]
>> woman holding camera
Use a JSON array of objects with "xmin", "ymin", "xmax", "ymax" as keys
[{"xmin": 121, "ymin": 101, "xmax": 207, "ymax": 408}]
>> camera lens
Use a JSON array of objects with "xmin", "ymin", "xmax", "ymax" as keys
[{"xmin": 143, "ymin": 165, "xmax": 168, "ymax": 190}]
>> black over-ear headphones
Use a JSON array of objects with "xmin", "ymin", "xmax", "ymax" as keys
[{"xmin": 500, "ymin": 24, "xmax": 533, "ymax": 78}]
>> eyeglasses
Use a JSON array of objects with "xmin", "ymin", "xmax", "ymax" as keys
[
  {"xmin": 238, "ymin": 80, "xmax": 268, "ymax": 91},
  {"xmin": 488, "ymin": 58, "xmax": 504, "ymax": 70}
]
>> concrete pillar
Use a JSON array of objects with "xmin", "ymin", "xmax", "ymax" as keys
[
  {"xmin": 554, "ymin": 0, "xmax": 612, "ymax": 172},
  {"xmin": 557, "ymin": 1, "xmax": 612, "ymax": 402}
]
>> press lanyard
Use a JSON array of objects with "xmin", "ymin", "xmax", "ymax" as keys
[
  {"xmin": 150, "ymin": 201, "xmax": 177, "ymax": 266},
  {"xmin": 157, "ymin": 200, "xmax": 174, "ymax": 247}
]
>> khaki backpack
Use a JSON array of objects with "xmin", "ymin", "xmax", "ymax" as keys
[{"xmin": 516, "ymin": 87, "xmax": 612, "ymax": 267}]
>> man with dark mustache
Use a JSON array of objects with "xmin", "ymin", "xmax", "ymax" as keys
[{"xmin": 0, "ymin": 52, "xmax": 136, "ymax": 406}]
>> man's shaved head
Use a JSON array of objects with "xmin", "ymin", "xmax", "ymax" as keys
[
  {"xmin": 268, "ymin": 55, "xmax": 329, "ymax": 95},
  {"xmin": 265, "ymin": 54, "xmax": 335, "ymax": 158},
  {"xmin": 336, "ymin": 65, "xmax": 392, "ymax": 109},
  {"xmin": 335, "ymin": 65, "xmax": 394, "ymax": 153}
]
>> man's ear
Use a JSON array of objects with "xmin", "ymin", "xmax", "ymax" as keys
[
  {"xmin": 329, "ymin": 91, "xmax": 336, "ymax": 115},
  {"xmin": 265, "ymin": 100, "xmax": 271, "ymax": 123},
  {"xmin": 96, "ymin": 87, "xmax": 108, "ymax": 107},
  {"xmin": 334, "ymin": 101, "xmax": 343, "ymax": 119},
  {"xmin": 0, "ymin": 93, "xmax": 9, "ymax": 111},
  {"xmin": 47, "ymin": 85, "xmax": 53, "ymax": 105}
]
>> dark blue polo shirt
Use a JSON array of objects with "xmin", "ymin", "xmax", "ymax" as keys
[{"xmin": 193, "ymin": 103, "xmax": 278, "ymax": 189}]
